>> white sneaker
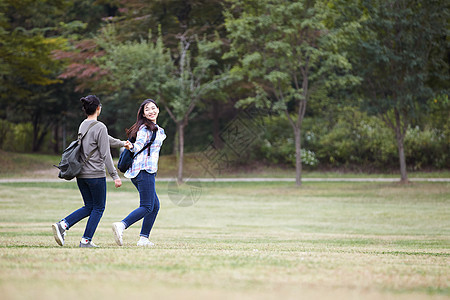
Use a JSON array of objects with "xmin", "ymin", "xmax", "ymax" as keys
[
  {"xmin": 137, "ymin": 237, "xmax": 154, "ymax": 247},
  {"xmin": 79, "ymin": 241, "xmax": 98, "ymax": 248},
  {"xmin": 52, "ymin": 222, "xmax": 66, "ymax": 246},
  {"xmin": 112, "ymin": 222, "xmax": 125, "ymax": 246}
]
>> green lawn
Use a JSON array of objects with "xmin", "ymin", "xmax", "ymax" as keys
[
  {"xmin": 0, "ymin": 180, "xmax": 448, "ymax": 299},
  {"xmin": 1, "ymin": 150, "xmax": 449, "ymax": 179}
]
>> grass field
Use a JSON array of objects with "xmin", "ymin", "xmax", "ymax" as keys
[
  {"xmin": 0, "ymin": 180, "xmax": 448, "ymax": 300},
  {"xmin": 1, "ymin": 150, "xmax": 450, "ymax": 180}
]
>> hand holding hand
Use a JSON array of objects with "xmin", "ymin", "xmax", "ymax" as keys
[
  {"xmin": 114, "ymin": 178, "xmax": 122, "ymax": 188},
  {"xmin": 124, "ymin": 141, "xmax": 133, "ymax": 150}
]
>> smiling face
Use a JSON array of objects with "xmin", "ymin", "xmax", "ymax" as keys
[{"xmin": 143, "ymin": 101, "xmax": 159, "ymax": 122}]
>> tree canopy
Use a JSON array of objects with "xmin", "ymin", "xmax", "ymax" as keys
[
  {"xmin": 224, "ymin": 0, "xmax": 361, "ymax": 185},
  {"xmin": 0, "ymin": 0, "xmax": 448, "ymax": 182}
]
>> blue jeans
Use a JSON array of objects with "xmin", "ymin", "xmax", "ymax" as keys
[
  {"xmin": 63, "ymin": 177, "xmax": 106, "ymax": 241},
  {"xmin": 122, "ymin": 171, "xmax": 160, "ymax": 238}
]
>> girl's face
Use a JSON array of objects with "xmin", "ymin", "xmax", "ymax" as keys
[{"xmin": 143, "ymin": 102, "xmax": 159, "ymax": 122}]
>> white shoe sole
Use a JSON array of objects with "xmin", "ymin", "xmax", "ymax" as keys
[
  {"xmin": 52, "ymin": 223, "xmax": 64, "ymax": 246},
  {"xmin": 137, "ymin": 241, "xmax": 155, "ymax": 247},
  {"xmin": 112, "ymin": 223, "xmax": 123, "ymax": 246}
]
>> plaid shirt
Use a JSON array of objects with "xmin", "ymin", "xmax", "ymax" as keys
[{"xmin": 124, "ymin": 125, "xmax": 166, "ymax": 179}]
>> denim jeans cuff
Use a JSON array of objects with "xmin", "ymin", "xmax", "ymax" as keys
[{"xmin": 62, "ymin": 218, "xmax": 70, "ymax": 230}]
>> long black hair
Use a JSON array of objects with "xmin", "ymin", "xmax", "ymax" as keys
[
  {"xmin": 126, "ymin": 99, "xmax": 158, "ymax": 141},
  {"xmin": 80, "ymin": 95, "xmax": 100, "ymax": 116}
]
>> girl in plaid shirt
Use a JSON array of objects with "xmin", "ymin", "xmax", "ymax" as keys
[{"xmin": 112, "ymin": 99, "xmax": 166, "ymax": 247}]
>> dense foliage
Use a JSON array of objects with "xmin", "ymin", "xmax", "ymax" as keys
[{"xmin": 0, "ymin": 0, "xmax": 448, "ymax": 181}]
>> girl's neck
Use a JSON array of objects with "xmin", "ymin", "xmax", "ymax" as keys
[{"xmin": 86, "ymin": 115, "xmax": 97, "ymax": 121}]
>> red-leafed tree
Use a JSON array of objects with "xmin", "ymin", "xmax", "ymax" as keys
[{"xmin": 53, "ymin": 39, "xmax": 108, "ymax": 92}]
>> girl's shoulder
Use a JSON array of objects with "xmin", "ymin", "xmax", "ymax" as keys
[
  {"xmin": 92, "ymin": 121, "xmax": 107, "ymax": 134},
  {"xmin": 137, "ymin": 124, "xmax": 151, "ymax": 137},
  {"xmin": 79, "ymin": 119, "xmax": 106, "ymax": 132},
  {"xmin": 97, "ymin": 121, "xmax": 107, "ymax": 129},
  {"xmin": 138, "ymin": 124, "xmax": 148, "ymax": 131},
  {"xmin": 138, "ymin": 124, "xmax": 164, "ymax": 133}
]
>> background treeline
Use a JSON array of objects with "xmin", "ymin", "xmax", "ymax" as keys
[{"xmin": 0, "ymin": 0, "xmax": 448, "ymax": 182}]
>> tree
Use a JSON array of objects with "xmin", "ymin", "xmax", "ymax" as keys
[
  {"xmin": 224, "ymin": 0, "xmax": 359, "ymax": 186},
  {"xmin": 161, "ymin": 33, "xmax": 226, "ymax": 183},
  {"xmin": 100, "ymin": 28, "xmax": 174, "ymax": 136},
  {"xmin": 104, "ymin": 0, "xmax": 233, "ymax": 153},
  {"xmin": 0, "ymin": 0, "xmax": 75, "ymax": 151},
  {"xmin": 103, "ymin": 0, "xmax": 227, "ymax": 45},
  {"xmin": 349, "ymin": 0, "xmax": 449, "ymax": 182},
  {"xmin": 55, "ymin": 0, "xmax": 233, "ymax": 153},
  {"xmin": 94, "ymin": 28, "xmax": 225, "ymax": 182}
]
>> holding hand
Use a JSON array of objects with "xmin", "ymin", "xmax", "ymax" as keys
[{"xmin": 124, "ymin": 140, "xmax": 133, "ymax": 150}]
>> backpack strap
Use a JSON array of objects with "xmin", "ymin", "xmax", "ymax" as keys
[
  {"xmin": 83, "ymin": 148, "xmax": 98, "ymax": 164},
  {"xmin": 78, "ymin": 121, "xmax": 99, "ymax": 141},
  {"xmin": 79, "ymin": 121, "xmax": 99, "ymax": 164},
  {"xmin": 132, "ymin": 129, "xmax": 157, "ymax": 159}
]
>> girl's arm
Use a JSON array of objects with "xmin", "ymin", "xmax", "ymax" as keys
[
  {"xmin": 109, "ymin": 135, "xmax": 126, "ymax": 148},
  {"xmin": 131, "ymin": 127, "xmax": 148, "ymax": 153},
  {"xmin": 98, "ymin": 125, "xmax": 120, "ymax": 180}
]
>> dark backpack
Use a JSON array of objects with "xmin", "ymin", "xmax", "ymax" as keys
[
  {"xmin": 117, "ymin": 130, "xmax": 157, "ymax": 173},
  {"xmin": 54, "ymin": 121, "xmax": 99, "ymax": 180}
]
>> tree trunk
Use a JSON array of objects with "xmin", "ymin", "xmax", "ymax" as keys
[
  {"xmin": 53, "ymin": 123, "xmax": 59, "ymax": 154},
  {"xmin": 395, "ymin": 129, "xmax": 408, "ymax": 183},
  {"xmin": 33, "ymin": 125, "xmax": 49, "ymax": 153},
  {"xmin": 285, "ymin": 108, "xmax": 304, "ymax": 187},
  {"xmin": 32, "ymin": 114, "xmax": 40, "ymax": 152},
  {"xmin": 391, "ymin": 109, "xmax": 409, "ymax": 183},
  {"xmin": 62, "ymin": 115, "xmax": 67, "ymax": 150},
  {"xmin": 173, "ymin": 129, "xmax": 178, "ymax": 156},
  {"xmin": 381, "ymin": 110, "xmax": 409, "ymax": 184},
  {"xmin": 212, "ymin": 100, "xmax": 222, "ymax": 149},
  {"xmin": 32, "ymin": 124, "xmax": 48, "ymax": 153},
  {"xmin": 294, "ymin": 126, "xmax": 302, "ymax": 186},
  {"xmin": 177, "ymin": 122, "xmax": 185, "ymax": 183}
]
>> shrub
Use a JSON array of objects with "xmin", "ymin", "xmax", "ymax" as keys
[
  {"xmin": 404, "ymin": 126, "xmax": 449, "ymax": 169},
  {"xmin": 0, "ymin": 121, "xmax": 34, "ymax": 153},
  {"xmin": 312, "ymin": 108, "xmax": 397, "ymax": 168},
  {"xmin": 256, "ymin": 116, "xmax": 319, "ymax": 168},
  {"xmin": 0, "ymin": 120, "xmax": 13, "ymax": 149}
]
